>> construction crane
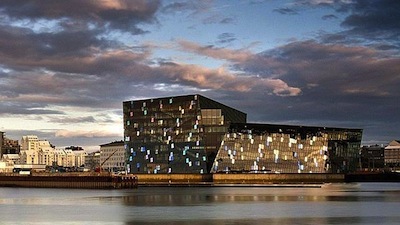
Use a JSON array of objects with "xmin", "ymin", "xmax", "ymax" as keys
[{"xmin": 96, "ymin": 148, "xmax": 121, "ymax": 174}]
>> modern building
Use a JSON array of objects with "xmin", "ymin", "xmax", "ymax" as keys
[
  {"xmin": 212, "ymin": 123, "xmax": 363, "ymax": 174},
  {"xmin": 123, "ymin": 94, "xmax": 363, "ymax": 174},
  {"xmin": 100, "ymin": 141, "xmax": 125, "ymax": 172},
  {"xmin": 384, "ymin": 140, "xmax": 400, "ymax": 170},
  {"xmin": 123, "ymin": 94, "xmax": 247, "ymax": 174}
]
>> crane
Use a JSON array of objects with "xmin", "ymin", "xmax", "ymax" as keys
[{"xmin": 96, "ymin": 148, "xmax": 121, "ymax": 174}]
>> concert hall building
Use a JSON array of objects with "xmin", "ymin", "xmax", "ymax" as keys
[{"xmin": 123, "ymin": 94, "xmax": 362, "ymax": 174}]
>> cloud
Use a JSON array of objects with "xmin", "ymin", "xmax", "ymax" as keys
[
  {"xmin": 0, "ymin": 101, "xmax": 64, "ymax": 115},
  {"xmin": 282, "ymin": 0, "xmax": 400, "ymax": 49},
  {"xmin": 340, "ymin": 0, "xmax": 400, "ymax": 44},
  {"xmin": 252, "ymin": 40, "xmax": 400, "ymax": 98},
  {"xmin": 158, "ymin": 62, "xmax": 301, "ymax": 96},
  {"xmin": 0, "ymin": 0, "xmax": 161, "ymax": 34},
  {"xmin": 55, "ymin": 129, "xmax": 120, "ymax": 138},
  {"xmin": 322, "ymin": 14, "xmax": 338, "ymax": 20},
  {"xmin": 231, "ymin": 40, "xmax": 400, "ymax": 137},
  {"xmin": 217, "ymin": 33, "xmax": 237, "ymax": 44},
  {"xmin": 178, "ymin": 39, "xmax": 254, "ymax": 63},
  {"xmin": 47, "ymin": 116, "xmax": 97, "ymax": 124},
  {"xmin": 162, "ymin": 0, "xmax": 213, "ymax": 15},
  {"xmin": 274, "ymin": 7, "xmax": 299, "ymax": 15}
]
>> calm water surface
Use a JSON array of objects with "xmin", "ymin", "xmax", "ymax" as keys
[{"xmin": 1, "ymin": 183, "xmax": 400, "ymax": 225}]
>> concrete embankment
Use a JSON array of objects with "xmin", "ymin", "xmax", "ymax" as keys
[
  {"xmin": 135, "ymin": 173, "xmax": 345, "ymax": 186},
  {"xmin": 0, "ymin": 173, "xmax": 137, "ymax": 189},
  {"xmin": 135, "ymin": 174, "xmax": 213, "ymax": 186},
  {"xmin": 213, "ymin": 173, "xmax": 344, "ymax": 185},
  {"xmin": 0, "ymin": 173, "xmax": 346, "ymax": 188}
]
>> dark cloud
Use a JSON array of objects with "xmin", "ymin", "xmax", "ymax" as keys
[
  {"xmin": 340, "ymin": 0, "xmax": 400, "ymax": 45},
  {"xmin": 217, "ymin": 33, "xmax": 237, "ymax": 44},
  {"xmin": 229, "ymin": 40, "xmax": 400, "ymax": 144},
  {"xmin": 287, "ymin": 0, "xmax": 400, "ymax": 49},
  {"xmin": 220, "ymin": 17, "xmax": 235, "ymax": 24},
  {"xmin": 322, "ymin": 14, "xmax": 338, "ymax": 20},
  {"xmin": 0, "ymin": 0, "xmax": 161, "ymax": 34},
  {"xmin": 0, "ymin": 102, "xmax": 64, "ymax": 115},
  {"xmin": 273, "ymin": 7, "xmax": 298, "ymax": 15},
  {"xmin": 46, "ymin": 114, "xmax": 117, "ymax": 125},
  {"xmin": 161, "ymin": 0, "xmax": 213, "ymax": 15},
  {"xmin": 47, "ymin": 116, "xmax": 97, "ymax": 124},
  {"xmin": 202, "ymin": 15, "xmax": 236, "ymax": 25}
]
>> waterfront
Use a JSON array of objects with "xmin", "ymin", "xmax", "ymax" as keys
[{"xmin": 1, "ymin": 183, "xmax": 400, "ymax": 225}]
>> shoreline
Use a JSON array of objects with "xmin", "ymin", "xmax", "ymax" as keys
[{"xmin": 0, "ymin": 172, "xmax": 398, "ymax": 189}]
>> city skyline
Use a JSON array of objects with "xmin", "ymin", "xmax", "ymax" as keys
[{"xmin": 0, "ymin": 0, "xmax": 399, "ymax": 151}]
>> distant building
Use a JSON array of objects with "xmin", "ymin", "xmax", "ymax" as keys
[
  {"xmin": 19, "ymin": 137, "xmax": 54, "ymax": 165},
  {"xmin": 85, "ymin": 151, "xmax": 100, "ymax": 171},
  {"xmin": 3, "ymin": 138, "xmax": 20, "ymax": 155},
  {"xmin": 100, "ymin": 141, "xmax": 125, "ymax": 172},
  {"xmin": 0, "ymin": 132, "xmax": 4, "ymax": 158},
  {"xmin": 360, "ymin": 145, "xmax": 385, "ymax": 171},
  {"xmin": 65, "ymin": 146, "xmax": 84, "ymax": 151},
  {"xmin": 73, "ymin": 149, "xmax": 87, "ymax": 168},
  {"xmin": 53, "ymin": 148, "xmax": 75, "ymax": 168},
  {"xmin": 0, "ymin": 132, "xmax": 20, "ymax": 158},
  {"xmin": 20, "ymin": 135, "xmax": 39, "ymax": 151},
  {"xmin": 18, "ymin": 135, "xmax": 87, "ymax": 169},
  {"xmin": 123, "ymin": 94, "xmax": 363, "ymax": 174},
  {"xmin": 38, "ymin": 141, "xmax": 55, "ymax": 166},
  {"xmin": 385, "ymin": 140, "xmax": 400, "ymax": 170}
]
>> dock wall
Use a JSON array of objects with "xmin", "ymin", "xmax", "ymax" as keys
[
  {"xmin": 135, "ymin": 173, "xmax": 344, "ymax": 186},
  {"xmin": 135, "ymin": 174, "xmax": 213, "ymax": 185},
  {"xmin": 213, "ymin": 173, "xmax": 344, "ymax": 184},
  {"xmin": 0, "ymin": 173, "xmax": 137, "ymax": 189},
  {"xmin": 0, "ymin": 173, "xmax": 346, "ymax": 188}
]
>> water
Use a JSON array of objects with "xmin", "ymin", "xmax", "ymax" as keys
[{"xmin": 1, "ymin": 183, "xmax": 400, "ymax": 225}]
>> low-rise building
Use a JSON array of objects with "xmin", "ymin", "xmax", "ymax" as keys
[
  {"xmin": 360, "ymin": 145, "xmax": 385, "ymax": 171},
  {"xmin": 100, "ymin": 141, "xmax": 125, "ymax": 172},
  {"xmin": 385, "ymin": 140, "xmax": 400, "ymax": 170},
  {"xmin": 85, "ymin": 151, "xmax": 100, "ymax": 171},
  {"xmin": 0, "ymin": 132, "xmax": 20, "ymax": 157}
]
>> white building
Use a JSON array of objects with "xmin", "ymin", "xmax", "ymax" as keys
[
  {"xmin": 17, "ymin": 135, "xmax": 87, "ymax": 169},
  {"xmin": 0, "ymin": 154, "xmax": 19, "ymax": 173},
  {"xmin": 100, "ymin": 141, "xmax": 125, "ymax": 172},
  {"xmin": 38, "ymin": 140, "xmax": 55, "ymax": 166},
  {"xmin": 19, "ymin": 135, "xmax": 40, "ymax": 164},
  {"xmin": 20, "ymin": 135, "xmax": 39, "ymax": 151},
  {"xmin": 385, "ymin": 140, "xmax": 400, "ymax": 169},
  {"xmin": 73, "ymin": 150, "xmax": 87, "ymax": 168}
]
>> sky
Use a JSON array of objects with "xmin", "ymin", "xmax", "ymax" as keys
[{"xmin": 0, "ymin": 0, "xmax": 399, "ymax": 151}]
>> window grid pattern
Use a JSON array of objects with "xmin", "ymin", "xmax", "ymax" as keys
[
  {"xmin": 212, "ymin": 132, "xmax": 329, "ymax": 173},
  {"xmin": 123, "ymin": 95, "xmax": 247, "ymax": 174}
]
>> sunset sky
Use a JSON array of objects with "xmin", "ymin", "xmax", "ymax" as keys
[{"xmin": 1, "ymin": 0, "xmax": 399, "ymax": 151}]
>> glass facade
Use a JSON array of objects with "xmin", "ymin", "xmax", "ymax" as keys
[
  {"xmin": 212, "ymin": 123, "xmax": 363, "ymax": 174},
  {"xmin": 123, "ymin": 95, "xmax": 363, "ymax": 174},
  {"xmin": 123, "ymin": 95, "xmax": 247, "ymax": 174}
]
